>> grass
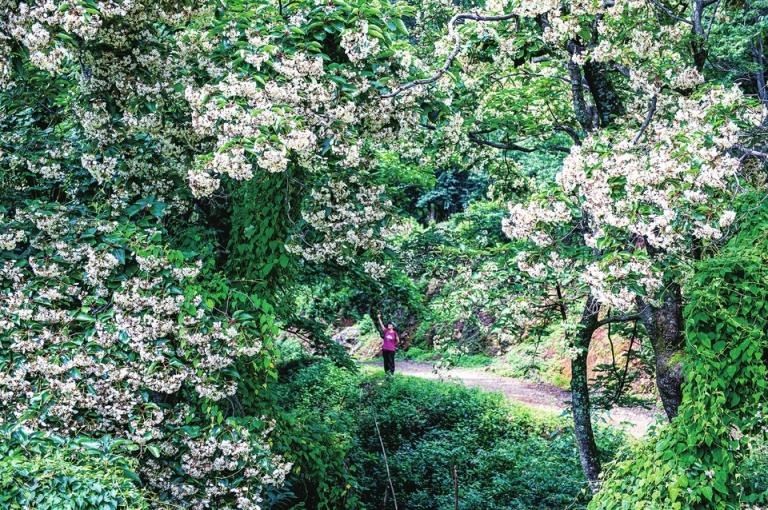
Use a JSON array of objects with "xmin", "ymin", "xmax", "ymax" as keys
[{"xmin": 397, "ymin": 346, "xmax": 493, "ymax": 368}]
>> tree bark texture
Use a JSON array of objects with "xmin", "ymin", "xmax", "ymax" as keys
[
  {"xmin": 583, "ymin": 60, "xmax": 625, "ymax": 128},
  {"xmin": 637, "ymin": 284, "xmax": 685, "ymax": 420},
  {"xmin": 571, "ymin": 294, "xmax": 602, "ymax": 492}
]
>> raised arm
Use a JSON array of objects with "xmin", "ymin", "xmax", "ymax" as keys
[{"xmin": 376, "ymin": 312, "xmax": 386, "ymax": 334}]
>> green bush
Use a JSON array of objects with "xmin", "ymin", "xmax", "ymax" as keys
[
  {"xmin": 591, "ymin": 198, "xmax": 768, "ymax": 509},
  {"xmin": 272, "ymin": 360, "xmax": 623, "ymax": 509},
  {"xmin": 0, "ymin": 429, "xmax": 152, "ymax": 510},
  {"xmin": 741, "ymin": 435, "xmax": 768, "ymax": 504}
]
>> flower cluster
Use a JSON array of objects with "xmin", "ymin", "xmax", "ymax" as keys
[
  {"xmin": 0, "ymin": 3, "xmax": 300, "ymax": 507},
  {"xmin": 504, "ymin": 85, "xmax": 759, "ymax": 310},
  {"xmin": 0, "ymin": 201, "xmax": 284, "ymax": 507},
  {"xmin": 502, "ymin": 200, "xmax": 572, "ymax": 247},
  {"xmin": 341, "ymin": 20, "xmax": 382, "ymax": 63},
  {"xmin": 288, "ymin": 178, "xmax": 390, "ymax": 265}
]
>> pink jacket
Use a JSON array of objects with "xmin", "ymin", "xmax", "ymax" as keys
[{"xmin": 382, "ymin": 329, "xmax": 398, "ymax": 351}]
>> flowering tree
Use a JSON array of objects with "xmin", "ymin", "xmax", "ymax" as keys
[
  {"xmin": 379, "ymin": 0, "xmax": 768, "ymax": 492},
  {"xmin": 0, "ymin": 0, "xmax": 419, "ymax": 506},
  {"xmin": 2, "ymin": 0, "xmax": 767, "ymax": 506}
]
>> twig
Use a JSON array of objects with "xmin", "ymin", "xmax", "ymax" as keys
[
  {"xmin": 705, "ymin": 0, "xmax": 721, "ymax": 38},
  {"xmin": 606, "ymin": 319, "xmax": 617, "ymax": 369},
  {"xmin": 613, "ymin": 320, "xmax": 638, "ymax": 403},
  {"xmin": 524, "ymin": 330, "xmax": 544, "ymax": 377},
  {"xmin": 595, "ymin": 313, "xmax": 640, "ymax": 328},
  {"xmin": 734, "ymin": 144, "xmax": 768, "ymax": 159},
  {"xmin": 382, "ymin": 11, "xmax": 517, "ymax": 98},
  {"xmin": 632, "ymin": 94, "xmax": 657, "ymax": 145},
  {"xmin": 467, "ymin": 131, "xmax": 535, "ymax": 152},
  {"xmin": 374, "ymin": 415, "xmax": 398, "ymax": 510}
]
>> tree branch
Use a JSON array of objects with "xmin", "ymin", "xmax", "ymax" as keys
[
  {"xmin": 632, "ymin": 94, "xmax": 657, "ymax": 145},
  {"xmin": 645, "ymin": 0, "xmax": 692, "ymax": 24},
  {"xmin": 554, "ymin": 125, "xmax": 582, "ymax": 145},
  {"xmin": 733, "ymin": 145, "xmax": 768, "ymax": 159},
  {"xmin": 613, "ymin": 320, "xmax": 638, "ymax": 403},
  {"xmin": 595, "ymin": 313, "xmax": 641, "ymax": 328},
  {"xmin": 467, "ymin": 130, "xmax": 535, "ymax": 152},
  {"xmin": 381, "ymin": 11, "xmax": 517, "ymax": 98}
]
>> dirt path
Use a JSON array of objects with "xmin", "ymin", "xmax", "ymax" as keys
[{"xmin": 363, "ymin": 360, "xmax": 658, "ymax": 438}]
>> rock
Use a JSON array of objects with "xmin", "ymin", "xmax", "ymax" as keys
[{"xmin": 333, "ymin": 325, "xmax": 361, "ymax": 352}]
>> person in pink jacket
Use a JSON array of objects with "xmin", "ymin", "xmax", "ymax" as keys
[{"xmin": 377, "ymin": 313, "xmax": 399, "ymax": 375}]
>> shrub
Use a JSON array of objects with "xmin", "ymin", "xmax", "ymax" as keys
[
  {"xmin": 0, "ymin": 429, "xmax": 153, "ymax": 510},
  {"xmin": 272, "ymin": 360, "xmax": 622, "ymax": 509}
]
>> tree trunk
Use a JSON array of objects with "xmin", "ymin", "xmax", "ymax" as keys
[
  {"xmin": 582, "ymin": 60, "xmax": 624, "ymax": 128},
  {"xmin": 691, "ymin": 0, "xmax": 708, "ymax": 71},
  {"xmin": 571, "ymin": 294, "xmax": 602, "ymax": 492},
  {"xmin": 567, "ymin": 42, "xmax": 594, "ymax": 132},
  {"xmin": 637, "ymin": 284, "xmax": 685, "ymax": 420}
]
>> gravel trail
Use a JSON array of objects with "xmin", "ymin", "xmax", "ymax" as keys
[{"xmin": 363, "ymin": 360, "xmax": 658, "ymax": 438}]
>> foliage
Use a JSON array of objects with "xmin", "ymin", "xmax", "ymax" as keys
[
  {"xmin": 591, "ymin": 198, "xmax": 768, "ymax": 508},
  {"xmin": 271, "ymin": 359, "xmax": 624, "ymax": 509},
  {"xmin": 0, "ymin": 428, "xmax": 153, "ymax": 510},
  {"xmin": 2, "ymin": 0, "xmax": 768, "ymax": 505},
  {"xmin": 741, "ymin": 433, "xmax": 768, "ymax": 503},
  {"xmin": 416, "ymin": 168, "xmax": 489, "ymax": 222},
  {"xmin": 0, "ymin": 0, "xmax": 416, "ymax": 505},
  {"xmin": 398, "ymin": 200, "xmax": 524, "ymax": 353}
]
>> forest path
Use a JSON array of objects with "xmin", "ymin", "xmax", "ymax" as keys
[{"xmin": 362, "ymin": 360, "xmax": 658, "ymax": 438}]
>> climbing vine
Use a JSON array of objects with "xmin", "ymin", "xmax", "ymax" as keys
[{"xmin": 591, "ymin": 198, "xmax": 768, "ymax": 509}]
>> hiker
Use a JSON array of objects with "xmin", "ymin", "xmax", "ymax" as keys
[{"xmin": 377, "ymin": 312, "xmax": 399, "ymax": 375}]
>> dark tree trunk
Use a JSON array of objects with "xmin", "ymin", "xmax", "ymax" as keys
[
  {"xmin": 567, "ymin": 42, "xmax": 594, "ymax": 132},
  {"xmin": 571, "ymin": 294, "xmax": 602, "ymax": 492},
  {"xmin": 752, "ymin": 39, "xmax": 767, "ymax": 108},
  {"xmin": 691, "ymin": 0, "xmax": 708, "ymax": 71},
  {"xmin": 582, "ymin": 61, "xmax": 624, "ymax": 128},
  {"xmin": 637, "ymin": 284, "xmax": 685, "ymax": 420}
]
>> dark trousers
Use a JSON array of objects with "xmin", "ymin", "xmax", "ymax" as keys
[{"xmin": 382, "ymin": 350, "xmax": 395, "ymax": 374}]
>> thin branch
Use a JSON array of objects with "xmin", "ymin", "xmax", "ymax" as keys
[
  {"xmin": 733, "ymin": 145, "xmax": 768, "ymax": 159},
  {"xmin": 555, "ymin": 282, "xmax": 569, "ymax": 321},
  {"xmin": 524, "ymin": 329, "xmax": 544, "ymax": 376},
  {"xmin": 705, "ymin": 0, "xmax": 721, "ymax": 38},
  {"xmin": 382, "ymin": 11, "xmax": 517, "ymax": 98},
  {"xmin": 595, "ymin": 313, "xmax": 641, "ymax": 328},
  {"xmin": 374, "ymin": 416, "xmax": 398, "ymax": 510},
  {"xmin": 646, "ymin": 0, "xmax": 692, "ymax": 24},
  {"xmin": 607, "ymin": 320, "xmax": 617, "ymax": 369},
  {"xmin": 467, "ymin": 131, "xmax": 535, "ymax": 152},
  {"xmin": 613, "ymin": 320, "xmax": 638, "ymax": 403},
  {"xmin": 632, "ymin": 94, "xmax": 657, "ymax": 145}
]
